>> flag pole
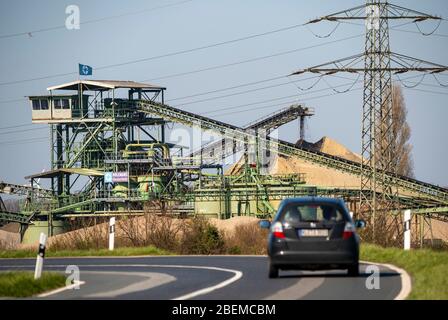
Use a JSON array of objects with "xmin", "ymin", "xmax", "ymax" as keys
[{"xmin": 78, "ymin": 64, "xmax": 82, "ymax": 116}]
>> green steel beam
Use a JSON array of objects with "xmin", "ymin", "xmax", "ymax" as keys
[
  {"xmin": 132, "ymin": 99, "xmax": 448, "ymax": 204},
  {"xmin": 0, "ymin": 211, "xmax": 35, "ymax": 224}
]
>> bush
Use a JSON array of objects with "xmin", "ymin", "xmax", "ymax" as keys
[
  {"xmin": 49, "ymin": 218, "xmax": 108, "ymax": 250},
  {"xmin": 37, "ymin": 214, "xmax": 270, "ymax": 256},
  {"xmin": 224, "ymin": 222, "xmax": 269, "ymax": 255},
  {"xmin": 118, "ymin": 214, "xmax": 183, "ymax": 251},
  {"xmin": 180, "ymin": 217, "xmax": 225, "ymax": 254}
]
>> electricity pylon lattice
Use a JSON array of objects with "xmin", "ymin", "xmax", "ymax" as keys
[{"xmin": 291, "ymin": 0, "xmax": 447, "ymax": 242}]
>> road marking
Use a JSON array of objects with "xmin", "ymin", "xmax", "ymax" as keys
[
  {"xmin": 0, "ymin": 259, "xmax": 410, "ymax": 299},
  {"xmin": 38, "ymin": 281, "xmax": 86, "ymax": 298},
  {"xmin": 0, "ymin": 263, "xmax": 243, "ymax": 300},
  {"xmin": 83, "ymin": 271, "xmax": 176, "ymax": 298},
  {"xmin": 361, "ymin": 260, "xmax": 412, "ymax": 300},
  {"xmin": 166, "ymin": 265, "xmax": 243, "ymax": 300},
  {"xmin": 263, "ymin": 277, "xmax": 325, "ymax": 300},
  {"xmin": 0, "ymin": 255, "xmax": 266, "ymax": 260}
]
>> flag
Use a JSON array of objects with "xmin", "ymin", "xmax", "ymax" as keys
[{"xmin": 78, "ymin": 63, "xmax": 92, "ymax": 76}]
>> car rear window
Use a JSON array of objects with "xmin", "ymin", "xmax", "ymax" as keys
[{"xmin": 281, "ymin": 203, "xmax": 346, "ymax": 223}]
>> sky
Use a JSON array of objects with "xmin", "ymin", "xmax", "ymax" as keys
[{"xmin": 0, "ymin": 0, "xmax": 447, "ymax": 188}]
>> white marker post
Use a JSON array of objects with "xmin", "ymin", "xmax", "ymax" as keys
[
  {"xmin": 34, "ymin": 232, "xmax": 47, "ymax": 279},
  {"xmin": 109, "ymin": 217, "xmax": 115, "ymax": 251},
  {"xmin": 404, "ymin": 209, "xmax": 411, "ymax": 250}
]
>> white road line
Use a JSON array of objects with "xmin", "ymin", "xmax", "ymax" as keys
[
  {"xmin": 167, "ymin": 265, "xmax": 243, "ymax": 300},
  {"xmin": 38, "ymin": 281, "xmax": 86, "ymax": 298},
  {"xmin": 361, "ymin": 260, "xmax": 412, "ymax": 300},
  {"xmin": 263, "ymin": 277, "xmax": 325, "ymax": 300},
  {"xmin": 83, "ymin": 271, "xmax": 176, "ymax": 298},
  {"xmin": 0, "ymin": 263, "xmax": 243, "ymax": 300}
]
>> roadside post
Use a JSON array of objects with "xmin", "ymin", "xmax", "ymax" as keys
[
  {"xmin": 34, "ymin": 232, "xmax": 47, "ymax": 279},
  {"xmin": 109, "ymin": 217, "xmax": 115, "ymax": 251},
  {"xmin": 404, "ymin": 209, "xmax": 411, "ymax": 250}
]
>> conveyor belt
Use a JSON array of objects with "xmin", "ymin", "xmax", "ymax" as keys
[
  {"xmin": 190, "ymin": 104, "xmax": 313, "ymax": 160},
  {"xmin": 0, "ymin": 181, "xmax": 53, "ymax": 198},
  {"xmin": 131, "ymin": 99, "xmax": 448, "ymax": 205}
]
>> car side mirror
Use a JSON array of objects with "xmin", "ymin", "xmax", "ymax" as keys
[
  {"xmin": 354, "ymin": 219, "xmax": 366, "ymax": 229},
  {"xmin": 259, "ymin": 220, "xmax": 271, "ymax": 229}
]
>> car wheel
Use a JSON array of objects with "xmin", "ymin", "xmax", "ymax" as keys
[
  {"xmin": 347, "ymin": 263, "xmax": 359, "ymax": 277},
  {"xmin": 268, "ymin": 263, "xmax": 279, "ymax": 278}
]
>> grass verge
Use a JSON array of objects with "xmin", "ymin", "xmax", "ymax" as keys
[
  {"xmin": 0, "ymin": 271, "xmax": 66, "ymax": 297},
  {"xmin": 361, "ymin": 243, "xmax": 448, "ymax": 300},
  {"xmin": 0, "ymin": 245, "xmax": 173, "ymax": 259}
]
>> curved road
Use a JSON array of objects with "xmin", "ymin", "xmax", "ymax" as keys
[{"xmin": 0, "ymin": 256, "xmax": 405, "ymax": 299}]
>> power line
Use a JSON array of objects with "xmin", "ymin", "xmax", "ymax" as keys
[
  {"xmin": 0, "ymin": 20, "xmax": 309, "ymax": 87},
  {"xmin": 200, "ymin": 73, "xmax": 445, "ymax": 117},
  {"xmin": 0, "ymin": 85, "xmax": 359, "ymax": 140},
  {"xmin": 392, "ymin": 27, "xmax": 448, "ymax": 38},
  {"xmin": 339, "ymin": 18, "xmax": 448, "ymax": 37},
  {"xmin": 211, "ymin": 87, "xmax": 364, "ymax": 118},
  {"xmin": 0, "ymin": 98, "xmax": 27, "ymax": 105},
  {"xmin": 170, "ymin": 73, "xmax": 360, "ymax": 107},
  {"xmin": 0, "ymin": 136, "xmax": 48, "ymax": 146},
  {"xmin": 0, "ymin": 123, "xmax": 35, "ymax": 130},
  {"xmin": 0, "ymin": 0, "xmax": 196, "ymax": 40},
  {"xmin": 0, "ymin": 33, "xmax": 363, "ymax": 105},
  {"xmin": 0, "ymin": 72, "xmax": 442, "ymax": 135},
  {"xmin": 405, "ymin": 87, "xmax": 448, "ymax": 96},
  {"xmin": 170, "ymin": 77, "xmax": 318, "ymax": 106},
  {"xmin": 1, "ymin": 81, "xmax": 348, "ymax": 136},
  {"xmin": 201, "ymin": 79, "xmax": 363, "ymax": 116},
  {"xmin": 0, "ymin": 127, "xmax": 48, "ymax": 135},
  {"xmin": 144, "ymin": 33, "xmax": 363, "ymax": 83},
  {"xmin": 4, "ymin": 80, "xmax": 445, "ymax": 141}
]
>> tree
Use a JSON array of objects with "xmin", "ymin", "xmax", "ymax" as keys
[{"xmin": 392, "ymin": 84, "xmax": 414, "ymax": 178}]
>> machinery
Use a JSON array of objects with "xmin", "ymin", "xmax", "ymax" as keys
[{"xmin": 1, "ymin": 79, "xmax": 447, "ymax": 243}]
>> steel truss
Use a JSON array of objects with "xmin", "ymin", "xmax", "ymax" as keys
[{"xmin": 289, "ymin": 0, "xmax": 447, "ymax": 241}]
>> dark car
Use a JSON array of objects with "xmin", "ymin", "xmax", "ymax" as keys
[{"xmin": 259, "ymin": 197, "xmax": 365, "ymax": 278}]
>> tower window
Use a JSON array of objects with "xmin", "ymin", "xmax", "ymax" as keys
[
  {"xmin": 40, "ymin": 99, "xmax": 49, "ymax": 110},
  {"xmin": 32, "ymin": 100, "xmax": 40, "ymax": 110}
]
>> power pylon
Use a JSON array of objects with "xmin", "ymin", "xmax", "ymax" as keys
[{"xmin": 291, "ymin": 1, "xmax": 447, "ymax": 242}]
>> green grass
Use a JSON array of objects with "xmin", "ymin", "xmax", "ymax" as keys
[
  {"xmin": 361, "ymin": 243, "xmax": 448, "ymax": 300},
  {"xmin": 0, "ymin": 245, "xmax": 173, "ymax": 259},
  {"xmin": 0, "ymin": 271, "xmax": 66, "ymax": 297}
]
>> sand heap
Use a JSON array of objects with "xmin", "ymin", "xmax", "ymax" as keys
[
  {"xmin": 269, "ymin": 155, "xmax": 360, "ymax": 188},
  {"xmin": 225, "ymin": 136, "xmax": 361, "ymax": 188},
  {"xmin": 305, "ymin": 136, "xmax": 361, "ymax": 163}
]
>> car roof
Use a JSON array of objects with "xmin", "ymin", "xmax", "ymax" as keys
[{"xmin": 279, "ymin": 197, "xmax": 345, "ymax": 206}]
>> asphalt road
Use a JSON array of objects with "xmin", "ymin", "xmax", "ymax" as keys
[{"xmin": 0, "ymin": 256, "xmax": 404, "ymax": 300}]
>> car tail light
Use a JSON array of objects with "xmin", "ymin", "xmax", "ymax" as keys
[
  {"xmin": 271, "ymin": 222, "xmax": 285, "ymax": 239},
  {"xmin": 343, "ymin": 222, "xmax": 355, "ymax": 240}
]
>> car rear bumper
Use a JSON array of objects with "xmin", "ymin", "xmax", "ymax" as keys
[{"xmin": 270, "ymin": 250, "xmax": 357, "ymax": 266}]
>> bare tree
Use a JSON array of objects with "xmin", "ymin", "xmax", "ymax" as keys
[{"xmin": 392, "ymin": 84, "xmax": 414, "ymax": 178}]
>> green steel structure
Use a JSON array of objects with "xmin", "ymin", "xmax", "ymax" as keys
[{"xmin": 0, "ymin": 79, "xmax": 447, "ymax": 243}]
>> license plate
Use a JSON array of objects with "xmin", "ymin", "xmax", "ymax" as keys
[{"xmin": 299, "ymin": 229, "xmax": 328, "ymax": 237}]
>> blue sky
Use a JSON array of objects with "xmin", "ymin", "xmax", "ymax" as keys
[{"xmin": 0, "ymin": 0, "xmax": 447, "ymax": 187}]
